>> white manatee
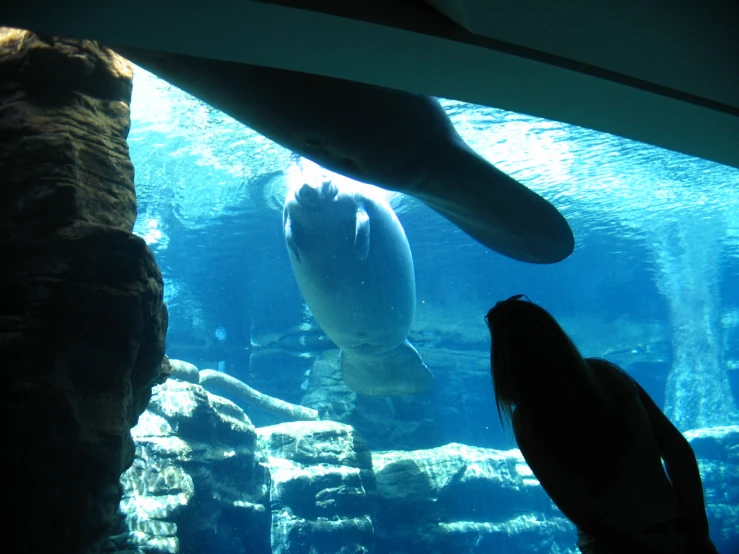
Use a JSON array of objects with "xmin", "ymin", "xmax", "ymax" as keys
[{"xmin": 283, "ymin": 179, "xmax": 433, "ymax": 396}]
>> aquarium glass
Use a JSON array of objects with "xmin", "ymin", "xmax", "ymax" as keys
[{"xmin": 127, "ymin": 66, "xmax": 739, "ymax": 554}]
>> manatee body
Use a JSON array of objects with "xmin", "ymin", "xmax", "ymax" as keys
[
  {"xmin": 118, "ymin": 47, "xmax": 574, "ymax": 264},
  {"xmin": 283, "ymin": 179, "xmax": 433, "ymax": 396}
]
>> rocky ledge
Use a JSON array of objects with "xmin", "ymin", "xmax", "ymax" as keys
[{"xmin": 111, "ymin": 366, "xmax": 738, "ymax": 554}]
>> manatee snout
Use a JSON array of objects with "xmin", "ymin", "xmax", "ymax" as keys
[{"xmin": 296, "ymin": 180, "xmax": 338, "ymax": 207}]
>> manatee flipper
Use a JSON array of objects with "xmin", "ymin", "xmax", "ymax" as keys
[
  {"xmin": 407, "ymin": 134, "xmax": 574, "ymax": 264},
  {"xmin": 341, "ymin": 340, "xmax": 433, "ymax": 395},
  {"xmin": 354, "ymin": 202, "xmax": 370, "ymax": 260},
  {"xmin": 284, "ymin": 213, "xmax": 300, "ymax": 262}
]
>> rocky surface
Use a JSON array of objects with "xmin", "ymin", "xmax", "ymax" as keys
[
  {"xmin": 301, "ymin": 350, "xmax": 436, "ymax": 451},
  {"xmin": 115, "ymin": 374, "xmax": 739, "ymax": 554},
  {"xmin": 372, "ymin": 444, "xmax": 575, "ymax": 553},
  {"xmin": 168, "ymin": 358, "xmax": 200, "ymax": 384},
  {"xmin": 1, "ymin": 28, "xmax": 167, "ymax": 553},
  {"xmin": 117, "ymin": 380, "xmax": 269, "ymax": 554},
  {"xmin": 685, "ymin": 426, "xmax": 739, "ymax": 553},
  {"xmin": 201, "ymin": 369, "xmax": 320, "ymax": 422},
  {"xmin": 115, "ymin": 377, "xmax": 374, "ymax": 554},
  {"xmin": 257, "ymin": 421, "xmax": 377, "ymax": 554}
]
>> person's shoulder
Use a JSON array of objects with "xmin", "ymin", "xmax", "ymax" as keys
[
  {"xmin": 586, "ymin": 357, "xmax": 638, "ymax": 393},
  {"xmin": 585, "ymin": 357, "xmax": 625, "ymax": 374}
]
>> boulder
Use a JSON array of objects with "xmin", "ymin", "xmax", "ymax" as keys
[
  {"xmin": 372, "ymin": 443, "xmax": 574, "ymax": 553},
  {"xmin": 119, "ymin": 380, "xmax": 270, "ymax": 554},
  {"xmin": 167, "ymin": 359, "xmax": 200, "ymax": 384},
  {"xmin": 258, "ymin": 421, "xmax": 377, "ymax": 554},
  {"xmin": 686, "ymin": 425, "xmax": 739, "ymax": 553}
]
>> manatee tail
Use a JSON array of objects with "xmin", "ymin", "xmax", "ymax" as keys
[
  {"xmin": 411, "ymin": 133, "xmax": 575, "ymax": 264},
  {"xmin": 341, "ymin": 340, "xmax": 433, "ymax": 396}
]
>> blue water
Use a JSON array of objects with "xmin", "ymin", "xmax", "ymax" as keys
[{"xmin": 128, "ymin": 66, "xmax": 739, "ymax": 452}]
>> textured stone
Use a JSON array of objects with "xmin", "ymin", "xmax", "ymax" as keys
[
  {"xmin": 0, "ymin": 28, "xmax": 137, "ymax": 232},
  {"xmin": 685, "ymin": 426, "xmax": 739, "ymax": 553},
  {"xmin": 1, "ymin": 27, "xmax": 167, "ymax": 553},
  {"xmin": 119, "ymin": 380, "xmax": 269, "ymax": 554},
  {"xmin": 300, "ymin": 350, "xmax": 357, "ymax": 422},
  {"xmin": 300, "ymin": 349, "xmax": 436, "ymax": 450},
  {"xmin": 200, "ymin": 369, "xmax": 320, "ymax": 421},
  {"xmin": 258, "ymin": 421, "xmax": 376, "ymax": 554},
  {"xmin": 372, "ymin": 443, "xmax": 574, "ymax": 553},
  {"xmin": 115, "ymin": 378, "xmax": 739, "ymax": 554},
  {"xmin": 167, "ymin": 359, "xmax": 200, "ymax": 384}
]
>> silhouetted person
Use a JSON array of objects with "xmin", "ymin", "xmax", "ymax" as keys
[{"xmin": 485, "ymin": 295, "xmax": 718, "ymax": 554}]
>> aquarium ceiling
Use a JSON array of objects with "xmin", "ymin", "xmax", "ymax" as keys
[{"xmin": 3, "ymin": 0, "xmax": 737, "ymax": 169}]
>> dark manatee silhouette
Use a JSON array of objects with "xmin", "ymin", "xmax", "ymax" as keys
[
  {"xmin": 284, "ymin": 178, "xmax": 433, "ymax": 395},
  {"xmin": 116, "ymin": 47, "xmax": 574, "ymax": 264}
]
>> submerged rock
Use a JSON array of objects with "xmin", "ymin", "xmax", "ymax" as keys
[
  {"xmin": 116, "ymin": 374, "xmax": 739, "ymax": 554},
  {"xmin": 200, "ymin": 369, "xmax": 320, "ymax": 422},
  {"xmin": 685, "ymin": 426, "xmax": 739, "ymax": 553},
  {"xmin": 257, "ymin": 421, "xmax": 377, "ymax": 554},
  {"xmin": 372, "ymin": 443, "xmax": 573, "ymax": 553},
  {"xmin": 301, "ymin": 350, "xmax": 357, "ymax": 422},
  {"xmin": 301, "ymin": 349, "xmax": 436, "ymax": 450},
  {"xmin": 119, "ymin": 380, "xmax": 270, "ymax": 554},
  {"xmin": 167, "ymin": 358, "xmax": 200, "ymax": 384}
]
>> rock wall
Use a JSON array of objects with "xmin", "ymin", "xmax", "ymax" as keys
[
  {"xmin": 118, "ymin": 370, "xmax": 739, "ymax": 554},
  {"xmin": 117, "ymin": 376, "xmax": 574, "ymax": 554},
  {"xmin": 116, "ymin": 378, "xmax": 374, "ymax": 554},
  {"xmin": 1, "ymin": 28, "xmax": 167, "ymax": 553}
]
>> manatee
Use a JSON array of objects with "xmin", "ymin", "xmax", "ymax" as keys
[
  {"xmin": 116, "ymin": 47, "xmax": 574, "ymax": 264},
  {"xmin": 283, "ymin": 178, "xmax": 433, "ymax": 396}
]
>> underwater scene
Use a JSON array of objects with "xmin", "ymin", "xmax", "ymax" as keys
[{"xmin": 122, "ymin": 66, "xmax": 739, "ymax": 554}]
